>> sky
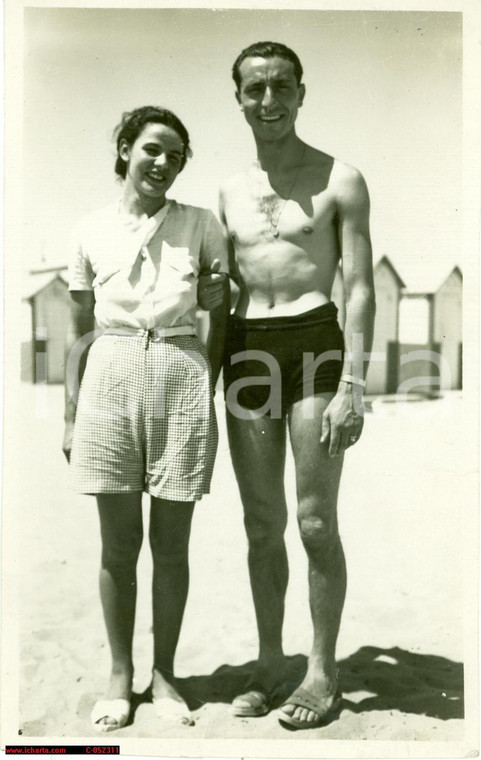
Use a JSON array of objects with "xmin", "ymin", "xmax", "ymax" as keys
[{"xmin": 22, "ymin": 8, "xmax": 463, "ymax": 292}]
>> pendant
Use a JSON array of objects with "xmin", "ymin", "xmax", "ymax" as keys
[{"xmin": 272, "ymin": 229, "xmax": 280, "ymax": 239}]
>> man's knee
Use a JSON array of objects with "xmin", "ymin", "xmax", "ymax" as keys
[
  {"xmin": 298, "ymin": 514, "xmax": 338, "ymax": 554},
  {"xmin": 244, "ymin": 511, "xmax": 287, "ymax": 552}
]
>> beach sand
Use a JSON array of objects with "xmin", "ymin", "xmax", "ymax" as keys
[{"xmin": 11, "ymin": 386, "xmax": 474, "ymax": 750}]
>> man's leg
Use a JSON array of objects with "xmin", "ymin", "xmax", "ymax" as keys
[
  {"xmin": 96, "ymin": 493, "xmax": 144, "ymax": 724},
  {"xmin": 280, "ymin": 392, "xmax": 346, "ymax": 726},
  {"xmin": 227, "ymin": 408, "xmax": 289, "ymax": 702},
  {"xmin": 149, "ymin": 497, "xmax": 195, "ymax": 709}
]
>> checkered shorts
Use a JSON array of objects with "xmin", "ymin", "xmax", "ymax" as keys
[{"xmin": 70, "ymin": 334, "xmax": 218, "ymax": 501}]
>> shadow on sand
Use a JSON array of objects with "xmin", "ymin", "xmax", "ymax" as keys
[{"xmin": 131, "ymin": 645, "xmax": 463, "ymax": 721}]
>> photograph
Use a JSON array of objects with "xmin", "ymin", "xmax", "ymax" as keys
[{"xmin": 1, "ymin": 1, "xmax": 479, "ymax": 757}]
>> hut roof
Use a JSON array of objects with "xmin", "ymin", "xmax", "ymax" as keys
[
  {"xmin": 436, "ymin": 266, "xmax": 462, "ymax": 289},
  {"xmin": 23, "ymin": 272, "xmax": 69, "ymax": 301},
  {"xmin": 374, "ymin": 255, "xmax": 406, "ymax": 288},
  {"xmin": 29, "ymin": 264, "xmax": 68, "ymax": 276},
  {"xmin": 402, "ymin": 265, "xmax": 462, "ymax": 296}
]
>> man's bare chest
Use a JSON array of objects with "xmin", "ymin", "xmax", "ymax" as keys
[{"xmin": 225, "ymin": 186, "xmax": 338, "ymax": 248}]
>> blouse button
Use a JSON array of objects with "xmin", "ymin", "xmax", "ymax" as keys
[{"xmin": 140, "ymin": 250, "xmax": 147, "ymax": 261}]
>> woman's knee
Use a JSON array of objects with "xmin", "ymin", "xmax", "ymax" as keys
[
  {"xmin": 149, "ymin": 520, "xmax": 191, "ymax": 561},
  {"xmin": 149, "ymin": 499, "xmax": 194, "ymax": 556},
  {"xmin": 149, "ymin": 531, "xmax": 190, "ymax": 569},
  {"xmin": 101, "ymin": 527, "xmax": 143, "ymax": 570},
  {"xmin": 98, "ymin": 494, "xmax": 143, "ymax": 569}
]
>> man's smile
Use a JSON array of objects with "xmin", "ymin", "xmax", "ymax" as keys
[{"xmin": 258, "ymin": 114, "xmax": 284, "ymax": 123}]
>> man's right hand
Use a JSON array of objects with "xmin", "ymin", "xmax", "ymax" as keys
[
  {"xmin": 198, "ymin": 259, "xmax": 227, "ymax": 310},
  {"xmin": 62, "ymin": 421, "xmax": 75, "ymax": 463}
]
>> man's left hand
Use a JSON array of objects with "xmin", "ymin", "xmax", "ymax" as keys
[
  {"xmin": 320, "ymin": 388, "xmax": 364, "ymax": 458},
  {"xmin": 198, "ymin": 259, "xmax": 227, "ymax": 310}
]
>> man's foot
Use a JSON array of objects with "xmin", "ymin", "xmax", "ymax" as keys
[
  {"xmin": 230, "ymin": 689, "xmax": 269, "ymax": 717},
  {"xmin": 230, "ymin": 660, "xmax": 286, "ymax": 718},
  {"xmin": 278, "ymin": 685, "xmax": 342, "ymax": 730},
  {"xmin": 151, "ymin": 668, "xmax": 194, "ymax": 726}
]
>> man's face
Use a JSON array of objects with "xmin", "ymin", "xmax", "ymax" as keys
[{"xmin": 236, "ymin": 56, "xmax": 305, "ymax": 142}]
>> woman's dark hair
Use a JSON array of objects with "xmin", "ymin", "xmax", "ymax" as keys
[
  {"xmin": 113, "ymin": 106, "xmax": 193, "ymax": 178},
  {"xmin": 232, "ymin": 41, "xmax": 303, "ymax": 91}
]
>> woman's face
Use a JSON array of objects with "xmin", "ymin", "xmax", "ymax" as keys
[{"xmin": 119, "ymin": 122, "xmax": 185, "ymax": 202}]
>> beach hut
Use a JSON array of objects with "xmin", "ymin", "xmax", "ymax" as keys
[
  {"xmin": 396, "ymin": 290, "xmax": 440, "ymax": 396},
  {"xmin": 433, "ymin": 266, "xmax": 462, "ymax": 389},
  {"xmin": 22, "ymin": 269, "xmax": 70, "ymax": 383},
  {"xmin": 366, "ymin": 256, "xmax": 405, "ymax": 394},
  {"xmin": 391, "ymin": 265, "xmax": 462, "ymax": 396}
]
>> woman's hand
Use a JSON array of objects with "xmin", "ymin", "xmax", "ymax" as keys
[
  {"xmin": 198, "ymin": 259, "xmax": 227, "ymax": 310},
  {"xmin": 62, "ymin": 420, "xmax": 75, "ymax": 463}
]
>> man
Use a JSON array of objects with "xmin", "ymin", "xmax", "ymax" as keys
[{"xmin": 203, "ymin": 41, "xmax": 375, "ymax": 730}]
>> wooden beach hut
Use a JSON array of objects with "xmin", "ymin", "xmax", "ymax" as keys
[
  {"xmin": 433, "ymin": 266, "xmax": 462, "ymax": 389},
  {"xmin": 22, "ymin": 269, "xmax": 70, "ymax": 383},
  {"xmin": 366, "ymin": 256, "xmax": 405, "ymax": 395}
]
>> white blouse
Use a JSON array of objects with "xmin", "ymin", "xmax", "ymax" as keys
[{"xmin": 68, "ymin": 199, "xmax": 228, "ymax": 330}]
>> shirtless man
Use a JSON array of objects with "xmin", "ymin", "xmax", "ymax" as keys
[{"xmin": 203, "ymin": 41, "xmax": 375, "ymax": 730}]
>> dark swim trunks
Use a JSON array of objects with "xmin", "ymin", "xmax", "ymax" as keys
[{"xmin": 223, "ymin": 302, "xmax": 344, "ymax": 418}]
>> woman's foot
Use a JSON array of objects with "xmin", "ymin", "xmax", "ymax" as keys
[
  {"xmin": 151, "ymin": 668, "xmax": 194, "ymax": 726},
  {"xmin": 105, "ymin": 668, "xmax": 133, "ymax": 699},
  {"xmin": 91, "ymin": 699, "xmax": 131, "ymax": 733},
  {"xmin": 92, "ymin": 667, "xmax": 133, "ymax": 732}
]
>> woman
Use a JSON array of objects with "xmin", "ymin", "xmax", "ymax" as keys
[{"xmin": 63, "ymin": 106, "xmax": 228, "ymax": 732}]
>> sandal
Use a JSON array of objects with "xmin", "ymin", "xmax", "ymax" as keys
[
  {"xmin": 277, "ymin": 686, "xmax": 342, "ymax": 730},
  {"xmin": 91, "ymin": 698, "xmax": 130, "ymax": 733}
]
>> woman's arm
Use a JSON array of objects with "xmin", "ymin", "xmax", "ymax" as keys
[{"xmin": 63, "ymin": 290, "xmax": 95, "ymax": 461}]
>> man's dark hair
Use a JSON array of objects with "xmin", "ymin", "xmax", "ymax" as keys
[
  {"xmin": 232, "ymin": 41, "xmax": 303, "ymax": 90},
  {"xmin": 113, "ymin": 105, "xmax": 193, "ymax": 178}
]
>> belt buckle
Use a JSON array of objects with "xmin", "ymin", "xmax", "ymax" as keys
[
  {"xmin": 145, "ymin": 328, "xmax": 161, "ymax": 347},
  {"xmin": 149, "ymin": 328, "xmax": 167, "ymax": 341}
]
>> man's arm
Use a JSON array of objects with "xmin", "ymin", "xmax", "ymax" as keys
[
  {"xmin": 205, "ymin": 277, "xmax": 230, "ymax": 390},
  {"xmin": 198, "ymin": 188, "xmax": 239, "ymax": 311},
  {"xmin": 321, "ymin": 165, "xmax": 376, "ymax": 457},
  {"xmin": 197, "ymin": 258, "xmax": 226, "ymax": 310},
  {"xmin": 63, "ymin": 290, "xmax": 95, "ymax": 461}
]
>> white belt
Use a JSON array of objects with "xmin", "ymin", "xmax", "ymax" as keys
[{"xmin": 103, "ymin": 325, "xmax": 196, "ymax": 342}]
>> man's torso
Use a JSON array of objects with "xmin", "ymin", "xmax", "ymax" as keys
[{"xmin": 222, "ymin": 148, "xmax": 345, "ymax": 318}]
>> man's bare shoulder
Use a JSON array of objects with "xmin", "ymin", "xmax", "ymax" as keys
[
  {"xmin": 330, "ymin": 158, "xmax": 369, "ymax": 200},
  {"xmin": 220, "ymin": 170, "xmax": 251, "ymax": 199}
]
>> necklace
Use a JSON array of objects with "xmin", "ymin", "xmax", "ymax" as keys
[{"xmin": 254, "ymin": 147, "xmax": 306, "ymax": 240}]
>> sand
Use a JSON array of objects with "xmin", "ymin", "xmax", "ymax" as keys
[{"xmin": 6, "ymin": 386, "xmax": 477, "ymax": 754}]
